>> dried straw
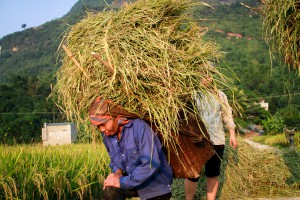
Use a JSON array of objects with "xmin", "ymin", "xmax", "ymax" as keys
[
  {"xmin": 172, "ymin": 138, "xmax": 300, "ymax": 199},
  {"xmin": 261, "ymin": 0, "xmax": 300, "ymax": 71},
  {"xmin": 219, "ymin": 138, "xmax": 300, "ymax": 199},
  {"xmin": 52, "ymin": 0, "xmax": 225, "ymax": 142}
]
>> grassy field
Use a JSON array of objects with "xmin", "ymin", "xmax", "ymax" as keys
[
  {"xmin": 1, "ymin": 137, "xmax": 299, "ymax": 200},
  {"xmin": 252, "ymin": 132, "xmax": 300, "ymax": 150},
  {"xmin": 0, "ymin": 143, "xmax": 110, "ymax": 200}
]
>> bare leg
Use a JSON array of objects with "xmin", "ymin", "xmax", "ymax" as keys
[
  {"xmin": 206, "ymin": 176, "xmax": 218, "ymax": 200},
  {"xmin": 184, "ymin": 178, "xmax": 198, "ymax": 200}
]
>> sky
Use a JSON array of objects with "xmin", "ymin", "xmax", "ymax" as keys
[{"xmin": 0, "ymin": 0, "xmax": 79, "ymax": 38}]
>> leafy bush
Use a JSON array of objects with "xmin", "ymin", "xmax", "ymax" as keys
[
  {"xmin": 262, "ymin": 114, "xmax": 285, "ymax": 135},
  {"xmin": 244, "ymin": 103, "xmax": 271, "ymax": 125},
  {"xmin": 277, "ymin": 105, "xmax": 300, "ymax": 128}
]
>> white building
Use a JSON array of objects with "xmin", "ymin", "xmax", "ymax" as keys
[
  {"xmin": 258, "ymin": 99, "xmax": 269, "ymax": 111},
  {"xmin": 42, "ymin": 123, "xmax": 77, "ymax": 146}
]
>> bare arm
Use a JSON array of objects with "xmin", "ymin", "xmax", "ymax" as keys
[{"xmin": 229, "ymin": 128, "xmax": 238, "ymax": 149}]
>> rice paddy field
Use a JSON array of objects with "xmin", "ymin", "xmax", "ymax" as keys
[
  {"xmin": 1, "ymin": 137, "xmax": 299, "ymax": 200},
  {"xmin": 252, "ymin": 132, "xmax": 300, "ymax": 150},
  {"xmin": 0, "ymin": 144, "xmax": 110, "ymax": 200}
]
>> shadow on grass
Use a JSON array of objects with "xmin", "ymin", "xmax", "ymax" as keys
[
  {"xmin": 216, "ymin": 144, "xmax": 234, "ymax": 200},
  {"xmin": 282, "ymin": 148, "xmax": 300, "ymax": 189}
]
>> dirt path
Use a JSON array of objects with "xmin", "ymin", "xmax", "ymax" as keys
[
  {"xmin": 243, "ymin": 130, "xmax": 280, "ymax": 151},
  {"xmin": 244, "ymin": 138, "xmax": 278, "ymax": 151}
]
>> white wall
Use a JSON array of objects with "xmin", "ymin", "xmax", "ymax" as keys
[{"xmin": 42, "ymin": 123, "xmax": 77, "ymax": 146}]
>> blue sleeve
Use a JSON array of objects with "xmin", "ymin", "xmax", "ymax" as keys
[{"xmin": 120, "ymin": 120, "xmax": 162, "ymax": 189}]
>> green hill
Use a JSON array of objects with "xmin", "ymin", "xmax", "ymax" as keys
[{"xmin": 0, "ymin": 0, "xmax": 115, "ymax": 83}]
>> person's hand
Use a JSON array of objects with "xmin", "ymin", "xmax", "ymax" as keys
[
  {"xmin": 103, "ymin": 173, "xmax": 121, "ymax": 190},
  {"xmin": 114, "ymin": 169, "xmax": 123, "ymax": 178},
  {"xmin": 230, "ymin": 137, "xmax": 238, "ymax": 149},
  {"xmin": 229, "ymin": 129, "xmax": 238, "ymax": 149}
]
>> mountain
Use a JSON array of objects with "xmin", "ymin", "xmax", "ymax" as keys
[
  {"xmin": 0, "ymin": 0, "xmax": 261, "ymax": 83},
  {"xmin": 0, "ymin": 0, "xmax": 117, "ymax": 83},
  {"xmin": 0, "ymin": 0, "xmax": 114, "ymax": 143}
]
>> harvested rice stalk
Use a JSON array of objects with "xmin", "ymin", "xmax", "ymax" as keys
[
  {"xmin": 180, "ymin": 138, "xmax": 300, "ymax": 199},
  {"xmin": 51, "ymin": 0, "xmax": 226, "ymax": 143},
  {"xmin": 261, "ymin": 0, "xmax": 300, "ymax": 71},
  {"xmin": 219, "ymin": 138, "xmax": 300, "ymax": 199}
]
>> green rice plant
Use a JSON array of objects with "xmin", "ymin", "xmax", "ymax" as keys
[
  {"xmin": 0, "ymin": 144, "xmax": 110, "ymax": 200},
  {"xmin": 252, "ymin": 135, "xmax": 268, "ymax": 143},
  {"xmin": 0, "ymin": 177, "xmax": 18, "ymax": 199},
  {"xmin": 1, "ymin": 140, "xmax": 299, "ymax": 200},
  {"xmin": 264, "ymin": 134, "xmax": 289, "ymax": 147},
  {"xmin": 252, "ymin": 132, "xmax": 300, "ymax": 149}
]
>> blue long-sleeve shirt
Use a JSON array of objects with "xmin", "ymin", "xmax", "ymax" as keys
[{"xmin": 102, "ymin": 118, "xmax": 173, "ymax": 200}]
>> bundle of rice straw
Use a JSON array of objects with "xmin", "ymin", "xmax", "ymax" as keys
[
  {"xmin": 218, "ymin": 138, "xmax": 300, "ymax": 199},
  {"xmin": 52, "ymin": 0, "xmax": 224, "ymax": 144},
  {"xmin": 172, "ymin": 138, "xmax": 300, "ymax": 198},
  {"xmin": 261, "ymin": 0, "xmax": 300, "ymax": 71}
]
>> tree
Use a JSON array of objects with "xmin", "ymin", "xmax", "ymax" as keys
[
  {"xmin": 0, "ymin": 74, "xmax": 63, "ymax": 144},
  {"xmin": 21, "ymin": 24, "xmax": 27, "ymax": 29},
  {"xmin": 243, "ymin": 102, "xmax": 270, "ymax": 125}
]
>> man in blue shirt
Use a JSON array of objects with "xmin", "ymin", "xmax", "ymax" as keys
[{"xmin": 89, "ymin": 97, "xmax": 173, "ymax": 200}]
